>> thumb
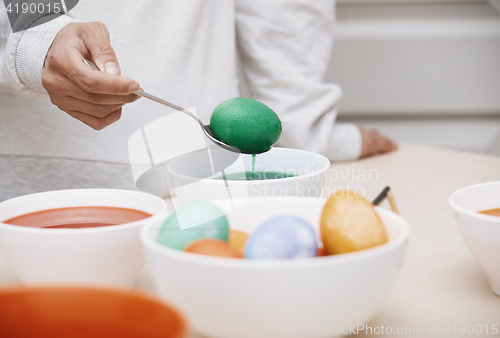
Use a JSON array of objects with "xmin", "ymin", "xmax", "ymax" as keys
[{"xmin": 80, "ymin": 22, "xmax": 121, "ymax": 75}]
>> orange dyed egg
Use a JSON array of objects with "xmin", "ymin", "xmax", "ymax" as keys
[
  {"xmin": 228, "ymin": 230, "xmax": 249, "ymax": 258},
  {"xmin": 316, "ymin": 246, "xmax": 326, "ymax": 257},
  {"xmin": 184, "ymin": 238, "xmax": 240, "ymax": 258}
]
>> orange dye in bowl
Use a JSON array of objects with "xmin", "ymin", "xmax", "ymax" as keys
[
  {"xmin": 479, "ymin": 208, "xmax": 500, "ymax": 218},
  {"xmin": 4, "ymin": 206, "xmax": 152, "ymax": 229},
  {"xmin": 0, "ymin": 286, "xmax": 187, "ymax": 338}
]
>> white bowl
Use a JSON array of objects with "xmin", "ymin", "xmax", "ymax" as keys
[
  {"xmin": 166, "ymin": 147, "xmax": 330, "ymax": 204},
  {"xmin": 0, "ymin": 189, "xmax": 168, "ymax": 288},
  {"xmin": 449, "ymin": 181, "xmax": 500, "ymax": 296},
  {"xmin": 141, "ymin": 197, "xmax": 409, "ymax": 338}
]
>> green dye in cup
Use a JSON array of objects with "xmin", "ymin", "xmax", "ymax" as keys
[
  {"xmin": 215, "ymin": 171, "xmax": 296, "ymax": 181},
  {"xmin": 213, "ymin": 153, "xmax": 295, "ymax": 180}
]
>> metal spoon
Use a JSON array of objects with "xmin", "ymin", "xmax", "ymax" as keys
[{"xmin": 82, "ymin": 58, "xmax": 240, "ymax": 154}]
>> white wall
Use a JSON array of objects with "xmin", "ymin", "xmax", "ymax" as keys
[{"xmin": 330, "ymin": 0, "xmax": 500, "ymax": 155}]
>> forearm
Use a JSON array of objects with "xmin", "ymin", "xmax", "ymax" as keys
[
  {"xmin": 236, "ymin": 0, "xmax": 361, "ymax": 161},
  {"xmin": 0, "ymin": 5, "xmax": 82, "ymax": 96},
  {"xmin": 276, "ymin": 111, "xmax": 362, "ymax": 162}
]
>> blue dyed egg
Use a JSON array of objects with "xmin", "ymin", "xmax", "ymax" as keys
[{"xmin": 245, "ymin": 216, "xmax": 317, "ymax": 259}]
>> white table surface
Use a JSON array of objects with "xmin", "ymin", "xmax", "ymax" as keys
[{"xmin": 1, "ymin": 143, "xmax": 500, "ymax": 337}]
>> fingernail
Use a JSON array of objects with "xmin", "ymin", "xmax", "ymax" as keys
[
  {"xmin": 129, "ymin": 82, "xmax": 140, "ymax": 93},
  {"xmin": 104, "ymin": 62, "xmax": 120, "ymax": 75}
]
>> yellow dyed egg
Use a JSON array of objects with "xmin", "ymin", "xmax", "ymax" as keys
[
  {"xmin": 320, "ymin": 190, "xmax": 387, "ymax": 255},
  {"xmin": 228, "ymin": 230, "xmax": 249, "ymax": 258}
]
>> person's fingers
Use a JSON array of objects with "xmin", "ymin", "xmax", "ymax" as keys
[
  {"xmin": 44, "ymin": 71, "xmax": 139, "ymax": 108},
  {"xmin": 44, "ymin": 37, "xmax": 139, "ymax": 95},
  {"xmin": 60, "ymin": 79, "xmax": 139, "ymax": 105},
  {"xmin": 42, "ymin": 22, "xmax": 137, "ymax": 129},
  {"xmin": 79, "ymin": 22, "xmax": 120, "ymax": 75},
  {"xmin": 54, "ymin": 96, "xmax": 124, "ymax": 118},
  {"xmin": 67, "ymin": 48, "xmax": 140, "ymax": 95},
  {"xmin": 378, "ymin": 139, "xmax": 395, "ymax": 153},
  {"xmin": 75, "ymin": 91, "xmax": 140, "ymax": 105},
  {"xmin": 384, "ymin": 138, "xmax": 398, "ymax": 152},
  {"xmin": 43, "ymin": 22, "xmax": 140, "ymax": 95},
  {"xmin": 375, "ymin": 132, "xmax": 398, "ymax": 153},
  {"xmin": 66, "ymin": 108, "xmax": 122, "ymax": 130},
  {"xmin": 359, "ymin": 127, "xmax": 397, "ymax": 158}
]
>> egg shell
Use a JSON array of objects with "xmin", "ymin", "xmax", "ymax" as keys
[
  {"xmin": 209, "ymin": 97, "xmax": 282, "ymax": 154},
  {"xmin": 228, "ymin": 230, "xmax": 249, "ymax": 258},
  {"xmin": 156, "ymin": 201, "xmax": 229, "ymax": 250},
  {"xmin": 245, "ymin": 215, "xmax": 317, "ymax": 259},
  {"xmin": 184, "ymin": 238, "xmax": 240, "ymax": 258},
  {"xmin": 316, "ymin": 246, "xmax": 326, "ymax": 257},
  {"xmin": 320, "ymin": 190, "xmax": 388, "ymax": 255}
]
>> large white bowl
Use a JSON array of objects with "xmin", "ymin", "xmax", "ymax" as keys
[
  {"xmin": 449, "ymin": 181, "xmax": 500, "ymax": 296},
  {"xmin": 166, "ymin": 147, "xmax": 330, "ymax": 203},
  {"xmin": 0, "ymin": 189, "xmax": 168, "ymax": 288},
  {"xmin": 141, "ymin": 197, "xmax": 409, "ymax": 338}
]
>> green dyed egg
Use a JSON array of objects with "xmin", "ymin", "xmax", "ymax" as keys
[
  {"xmin": 156, "ymin": 201, "xmax": 229, "ymax": 250},
  {"xmin": 210, "ymin": 97, "xmax": 282, "ymax": 154}
]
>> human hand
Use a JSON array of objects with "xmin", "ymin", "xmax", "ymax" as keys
[
  {"xmin": 359, "ymin": 127, "xmax": 398, "ymax": 158},
  {"xmin": 42, "ymin": 22, "xmax": 140, "ymax": 130}
]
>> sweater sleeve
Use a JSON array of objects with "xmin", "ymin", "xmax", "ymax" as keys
[
  {"xmin": 235, "ymin": 0, "xmax": 362, "ymax": 161},
  {"xmin": 0, "ymin": 5, "xmax": 82, "ymax": 97}
]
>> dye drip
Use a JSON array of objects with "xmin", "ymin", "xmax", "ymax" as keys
[{"xmin": 252, "ymin": 154, "xmax": 256, "ymax": 180}]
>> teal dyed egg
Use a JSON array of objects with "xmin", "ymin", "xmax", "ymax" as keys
[
  {"xmin": 156, "ymin": 201, "xmax": 229, "ymax": 250},
  {"xmin": 210, "ymin": 97, "xmax": 282, "ymax": 154}
]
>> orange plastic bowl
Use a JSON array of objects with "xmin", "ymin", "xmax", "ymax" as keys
[{"xmin": 0, "ymin": 286, "xmax": 188, "ymax": 338}]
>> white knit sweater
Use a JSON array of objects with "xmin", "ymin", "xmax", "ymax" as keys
[{"xmin": 0, "ymin": 0, "xmax": 361, "ymax": 200}]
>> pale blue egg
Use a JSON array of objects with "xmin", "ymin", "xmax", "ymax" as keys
[
  {"xmin": 245, "ymin": 216, "xmax": 317, "ymax": 259},
  {"xmin": 156, "ymin": 201, "xmax": 229, "ymax": 250}
]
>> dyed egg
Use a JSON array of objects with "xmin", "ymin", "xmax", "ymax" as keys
[
  {"xmin": 209, "ymin": 97, "xmax": 282, "ymax": 154},
  {"xmin": 228, "ymin": 230, "xmax": 249, "ymax": 258},
  {"xmin": 320, "ymin": 190, "xmax": 387, "ymax": 255},
  {"xmin": 245, "ymin": 216, "xmax": 317, "ymax": 259},
  {"xmin": 316, "ymin": 246, "xmax": 326, "ymax": 257},
  {"xmin": 184, "ymin": 238, "xmax": 239, "ymax": 258},
  {"xmin": 156, "ymin": 201, "xmax": 229, "ymax": 250}
]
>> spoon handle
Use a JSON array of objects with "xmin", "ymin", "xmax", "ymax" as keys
[
  {"xmin": 133, "ymin": 90, "xmax": 202, "ymax": 126},
  {"xmin": 82, "ymin": 58, "xmax": 203, "ymax": 127}
]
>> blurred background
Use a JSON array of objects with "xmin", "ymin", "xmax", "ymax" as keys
[
  {"xmin": 332, "ymin": 0, "xmax": 500, "ymax": 156},
  {"xmin": 243, "ymin": 0, "xmax": 500, "ymax": 157}
]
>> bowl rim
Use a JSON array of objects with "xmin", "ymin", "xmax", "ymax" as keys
[
  {"xmin": 166, "ymin": 147, "xmax": 331, "ymax": 183},
  {"xmin": 0, "ymin": 284, "xmax": 188, "ymax": 338},
  {"xmin": 449, "ymin": 181, "xmax": 500, "ymax": 224},
  {"xmin": 140, "ymin": 197, "xmax": 410, "ymax": 269},
  {"xmin": 0, "ymin": 189, "xmax": 169, "ymax": 234}
]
